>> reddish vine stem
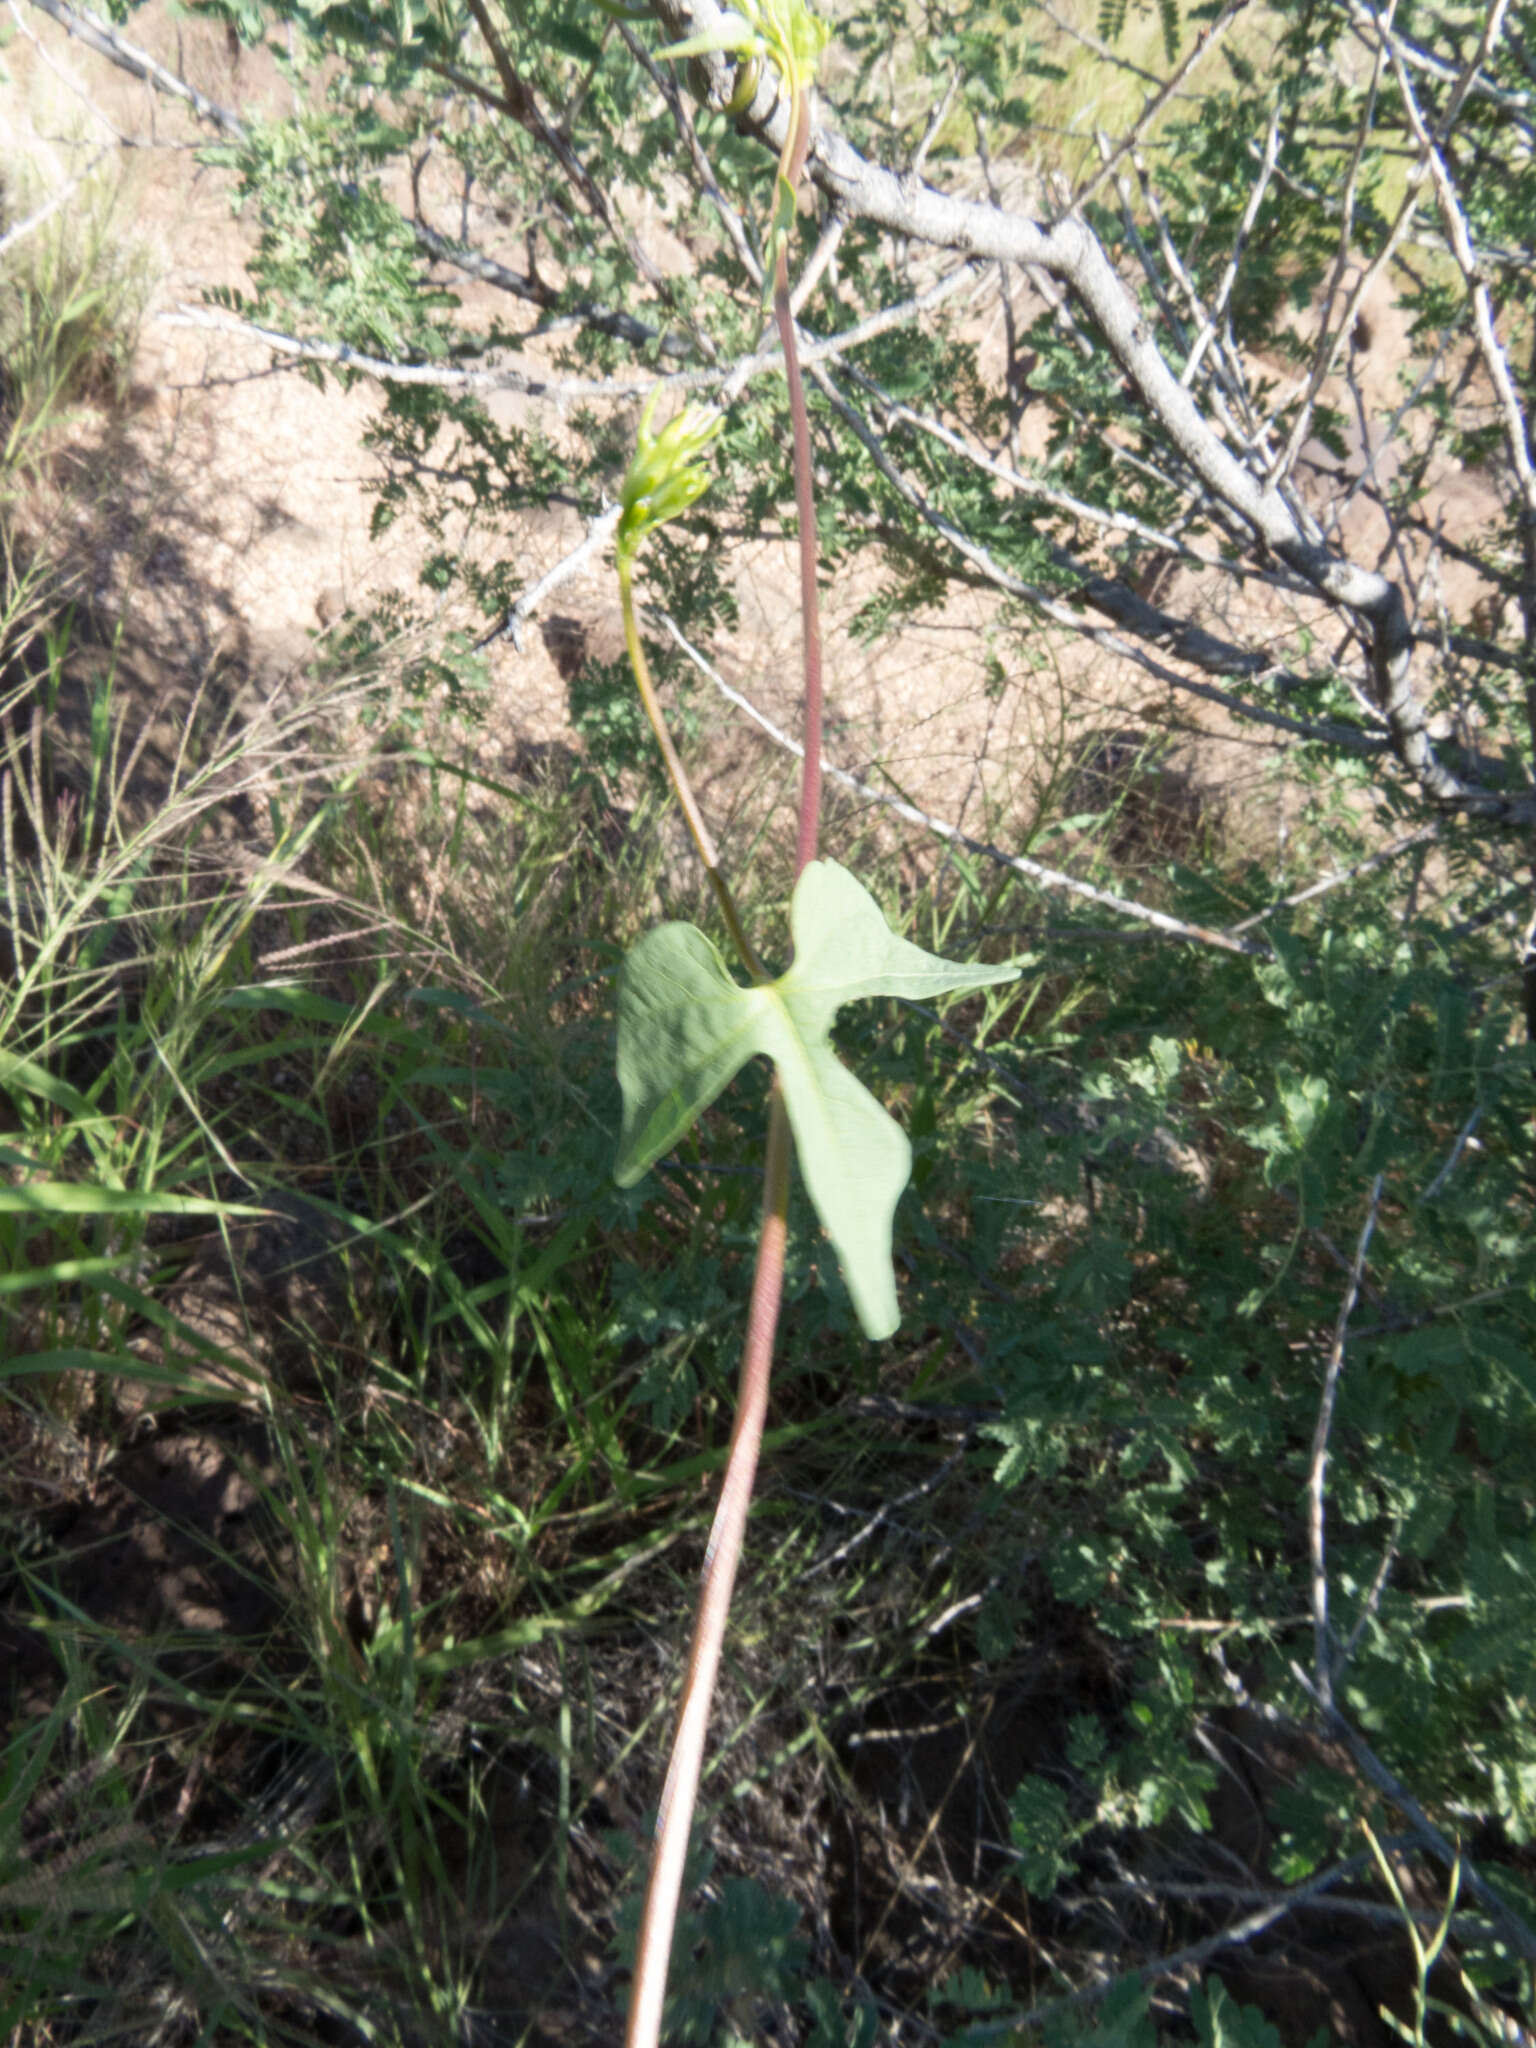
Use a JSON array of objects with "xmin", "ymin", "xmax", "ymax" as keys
[
  {"xmin": 623, "ymin": 80, "xmax": 826, "ymax": 2048},
  {"xmin": 776, "ymin": 88, "xmax": 823, "ymax": 878},
  {"xmin": 622, "ymin": 1088, "xmax": 793, "ymax": 2048}
]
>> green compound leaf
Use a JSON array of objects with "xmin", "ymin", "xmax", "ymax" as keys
[{"xmin": 615, "ymin": 860, "xmax": 1018, "ymax": 1340}]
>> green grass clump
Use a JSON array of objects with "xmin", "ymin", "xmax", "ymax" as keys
[{"xmin": 0, "ymin": 157, "xmax": 149, "ymax": 473}]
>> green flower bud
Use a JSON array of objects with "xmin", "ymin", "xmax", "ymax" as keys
[{"xmin": 618, "ymin": 391, "xmax": 722, "ymax": 562}]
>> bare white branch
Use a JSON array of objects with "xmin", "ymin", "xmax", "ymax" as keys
[{"xmin": 25, "ymin": 0, "xmax": 246, "ymax": 133}]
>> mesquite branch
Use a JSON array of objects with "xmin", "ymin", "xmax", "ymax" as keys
[{"xmin": 646, "ymin": 0, "xmax": 1530, "ymax": 820}]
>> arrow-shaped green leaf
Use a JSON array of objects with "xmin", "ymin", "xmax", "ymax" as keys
[{"xmin": 615, "ymin": 860, "xmax": 1018, "ymax": 1340}]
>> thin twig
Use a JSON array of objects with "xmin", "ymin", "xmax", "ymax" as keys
[
  {"xmin": 1225, "ymin": 827, "xmax": 1438, "ymax": 935},
  {"xmin": 1268, "ymin": 0, "xmax": 1400, "ymax": 487},
  {"xmin": 789, "ymin": 209, "xmax": 846, "ymax": 318},
  {"xmin": 799, "ymin": 1447, "xmax": 969, "ymax": 1580},
  {"xmin": 411, "ymin": 215, "xmax": 691, "ymax": 356},
  {"xmin": 1071, "ymin": 0, "xmax": 1251, "ymax": 216},
  {"xmin": 1216, "ymin": 1649, "xmax": 1536, "ymax": 1965},
  {"xmin": 1289, "ymin": 1660, "xmax": 1536, "ymax": 1961},
  {"xmin": 1308, "ymin": 1172, "xmax": 1384, "ymax": 1711},
  {"xmin": 656, "ymin": 610, "xmax": 1270, "ymax": 957},
  {"xmin": 1379, "ymin": 0, "xmax": 1536, "ymax": 682},
  {"xmin": 499, "ymin": 505, "xmax": 623, "ymax": 651},
  {"xmin": 620, "ymin": 20, "xmax": 765, "ymax": 290},
  {"xmin": 910, "ymin": 65, "xmax": 961, "ymax": 180},
  {"xmin": 776, "ymin": 87, "xmax": 823, "ymax": 877},
  {"xmin": 1419, "ymin": 1105, "xmax": 1485, "ymax": 1203},
  {"xmin": 861, "ymin": 371, "xmax": 1316, "ymax": 601},
  {"xmin": 163, "ymin": 260, "xmax": 975, "ymax": 409},
  {"xmin": 1334, "ymin": 1509, "xmax": 1403, "ymax": 1681},
  {"xmin": 0, "ymin": 145, "xmax": 113, "ymax": 260},
  {"xmin": 813, "ymin": 364, "xmax": 1384, "ymax": 752},
  {"xmin": 1340, "ymin": 0, "xmax": 1531, "ymax": 116},
  {"xmin": 1181, "ymin": 100, "xmax": 1282, "ymax": 390},
  {"xmin": 962, "ymin": 1847, "xmax": 1415, "ymax": 2036},
  {"xmin": 160, "ymin": 305, "xmax": 652, "ymax": 398},
  {"xmin": 1125, "ymin": 153, "xmax": 1271, "ymax": 462},
  {"xmin": 1091, "ymin": 1872, "xmax": 1488, "ymax": 1933},
  {"xmin": 1031, "ymin": 0, "xmax": 1162, "ymax": 86}
]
